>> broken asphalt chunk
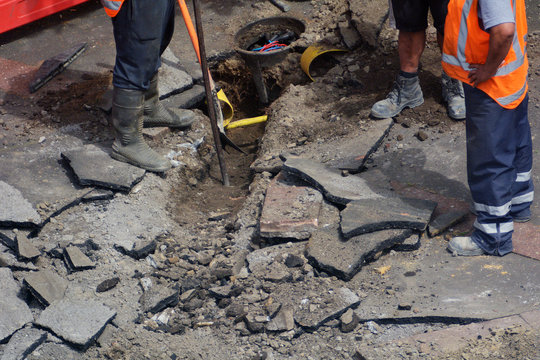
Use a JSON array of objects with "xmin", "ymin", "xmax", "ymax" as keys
[
  {"xmin": 259, "ymin": 175, "xmax": 323, "ymax": 240},
  {"xmin": 0, "ymin": 181, "xmax": 41, "ymax": 228},
  {"xmin": 266, "ymin": 306, "xmax": 295, "ymax": 332},
  {"xmin": 23, "ymin": 270, "xmax": 68, "ymax": 306},
  {"xmin": 64, "ymin": 246, "xmax": 95, "ymax": 272},
  {"xmin": 282, "ymin": 158, "xmax": 382, "ymax": 205},
  {"xmin": 340, "ymin": 197, "xmax": 437, "ymax": 239},
  {"xmin": 96, "ymin": 277, "xmax": 120, "ymax": 293},
  {"xmin": 35, "ymin": 299, "xmax": 116, "ymax": 348},
  {"xmin": 16, "ymin": 233, "xmax": 41, "ymax": 260},
  {"xmin": 139, "ymin": 285, "xmax": 179, "ymax": 314},
  {"xmin": 428, "ymin": 210, "xmax": 468, "ymax": 237},
  {"xmin": 114, "ymin": 238, "xmax": 157, "ymax": 260},
  {"xmin": 1, "ymin": 327, "xmax": 47, "ymax": 360},
  {"xmin": 62, "ymin": 144, "xmax": 146, "ymax": 192},
  {"xmin": 0, "ymin": 268, "xmax": 34, "ymax": 342},
  {"xmin": 306, "ymin": 223, "xmax": 412, "ymax": 281}
]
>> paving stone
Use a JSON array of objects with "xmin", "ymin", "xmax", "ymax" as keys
[
  {"xmin": 428, "ymin": 210, "xmax": 469, "ymax": 237},
  {"xmin": 162, "ymin": 84, "xmax": 205, "ymax": 109},
  {"xmin": 16, "ymin": 233, "xmax": 40, "ymax": 260},
  {"xmin": 139, "ymin": 285, "xmax": 179, "ymax": 314},
  {"xmin": 340, "ymin": 197, "xmax": 437, "ymax": 239},
  {"xmin": 307, "ymin": 222, "xmax": 412, "ymax": 281},
  {"xmin": 1, "ymin": 327, "xmax": 47, "ymax": 360},
  {"xmin": 282, "ymin": 158, "xmax": 383, "ymax": 205},
  {"xmin": 259, "ymin": 175, "xmax": 323, "ymax": 240},
  {"xmin": 61, "ymin": 144, "xmax": 146, "ymax": 192},
  {"xmin": 0, "ymin": 268, "xmax": 34, "ymax": 342},
  {"xmin": 0, "ymin": 180, "xmax": 41, "ymax": 228},
  {"xmin": 513, "ymin": 222, "xmax": 540, "ymax": 260},
  {"xmin": 266, "ymin": 306, "xmax": 295, "ymax": 332},
  {"xmin": 23, "ymin": 270, "xmax": 68, "ymax": 306},
  {"xmin": 64, "ymin": 246, "xmax": 95, "ymax": 271},
  {"xmin": 158, "ymin": 48, "xmax": 194, "ymax": 99},
  {"xmin": 35, "ymin": 299, "xmax": 116, "ymax": 348}
]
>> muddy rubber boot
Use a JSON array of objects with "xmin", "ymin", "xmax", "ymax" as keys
[
  {"xmin": 143, "ymin": 73, "xmax": 195, "ymax": 129},
  {"xmin": 442, "ymin": 71, "xmax": 466, "ymax": 120},
  {"xmin": 371, "ymin": 74, "xmax": 424, "ymax": 118},
  {"xmin": 111, "ymin": 87, "xmax": 172, "ymax": 172}
]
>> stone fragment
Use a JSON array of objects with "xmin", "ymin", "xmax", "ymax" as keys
[
  {"xmin": 340, "ymin": 308, "xmax": 359, "ymax": 333},
  {"xmin": 96, "ymin": 277, "xmax": 120, "ymax": 293},
  {"xmin": 208, "ymin": 285, "xmax": 234, "ymax": 299},
  {"xmin": 340, "ymin": 197, "xmax": 437, "ymax": 238},
  {"xmin": 306, "ymin": 223, "xmax": 412, "ymax": 281},
  {"xmin": 282, "ymin": 158, "xmax": 382, "ymax": 205},
  {"xmin": 16, "ymin": 233, "xmax": 40, "ymax": 260},
  {"xmin": 0, "ymin": 229, "xmax": 16, "ymax": 249},
  {"xmin": 25, "ymin": 343, "xmax": 82, "ymax": 360},
  {"xmin": 259, "ymin": 175, "xmax": 323, "ymax": 240},
  {"xmin": 0, "ymin": 181, "xmax": 41, "ymax": 227},
  {"xmin": 244, "ymin": 314, "xmax": 268, "ymax": 333},
  {"xmin": 1, "ymin": 327, "xmax": 47, "ymax": 360},
  {"xmin": 266, "ymin": 306, "xmax": 295, "ymax": 332},
  {"xmin": 0, "ymin": 251, "xmax": 38, "ymax": 271},
  {"xmin": 158, "ymin": 48, "xmax": 194, "ymax": 99},
  {"xmin": 209, "ymin": 250, "xmax": 248, "ymax": 279},
  {"xmin": 61, "ymin": 144, "xmax": 146, "ymax": 192},
  {"xmin": 23, "ymin": 270, "xmax": 68, "ymax": 306},
  {"xmin": 0, "ymin": 268, "xmax": 34, "ymax": 342},
  {"xmin": 339, "ymin": 22, "xmax": 362, "ymax": 49},
  {"xmin": 428, "ymin": 210, "xmax": 468, "ymax": 237},
  {"xmin": 64, "ymin": 246, "xmax": 95, "ymax": 271},
  {"xmin": 81, "ymin": 188, "xmax": 114, "ymax": 202},
  {"xmin": 139, "ymin": 285, "xmax": 179, "ymax": 314},
  {"xmin": 162, "ymin": 84, "xmax": 205, "ymax": 109},
  {"xmin": 263, "ymin": 263, "xmax": 292, "ymax": 283},
  {"xmin": 284, "ymin": 254, "xmax": 304, "ymax": 268},
  {"xmin": 35, "ymin": 299, "xmax": 116, "ymax": 348},
  {"xmin": 349, "ymin": 0, "xmax": 390, "ymax": 47},
  {"xmin": 246, "ymin": 243, "xmax": 305, "ymax": 277},
  {"xmin": 114, "ymin": 238, "xmax": 156, "ymax": 260}
]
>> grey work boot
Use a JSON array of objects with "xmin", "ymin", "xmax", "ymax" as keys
[
  {"xmin": 442, "ymin": 71, "xmax": 466, "ymax": 120},
  {"xmin": 111, "ymin": 87, "xmax": 172, "ymax": 172},
  {"xmin": 371, "ymin": 74, "xmax": 424, "ymax": 118},
  {"xmin": 447, "ymin": 236, "xmax": 486, "ymax": 256},
  {"xmin": 143, "ymin": 73, "xmax": 195, "ymax": 129}
]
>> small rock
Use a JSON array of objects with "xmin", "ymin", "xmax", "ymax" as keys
[
  {"xmin": 340, "ymin": 308, "xmax": 359, "ymax": 333},
  {"xmin": 96, "ymin": 277, "xmax": 120, "ymax": 293},
  {"xmin": 416, "ymin": 130, "xmax": 428, "ymax": 141}
]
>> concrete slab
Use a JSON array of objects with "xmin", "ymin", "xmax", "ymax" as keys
[
  {"xmin": 340, "ymin": 197, "xmax": 437, "ymax": 238},
  {"xmin": 0, "ymin": 134, "xmax": 93, "ymax": 224},
  {"xmin": 61, "ymin": 144, "xmax": 146, "ymax": 192},
  {"xmin": 1, "ymin": 327, "xmax": 47, "ymax": 360},
  {"xmin": 0, "ymin": 268, "xmax": 34, "ymax": 342},
  {"xmin": 26, "ymin": 342, "xmax": 83, "ymax": 360},
  {"xmin": 23, "ymin": 270, "xmax": 68, "ymax": 306},
  {"xmin": 35, "ymin": 299, "xmax": 116, "ymax": 348},
  {"xmin": 306, "ymin": 202, "xmax": 412, "ymax": 281},
  {"xmin": 16, "ymin": 232, "xmax": 41, "ymax": 260},
  {"xmin": 259, "ymin": 174, "xmax": 323, "ymax": 240},
  {"xmin": 0, "ymin": 251, "xmax": 38, "ymax": 271},
  {"xmin": 282, "ymin": 157, "xmax": 383, "ymax": 205},
  {"xmin": 0, "ymin": 180, "xmax": 41, "ymax": 228}
]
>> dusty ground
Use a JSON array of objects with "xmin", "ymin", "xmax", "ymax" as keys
[{"xmin": 1, "ymin": 0, "xmax": 540, "ymax": 359}]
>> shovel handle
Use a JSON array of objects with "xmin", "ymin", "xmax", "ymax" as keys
[{"xmin": 178, "ymin": 0, "xmax": 201, "ymax": 63}]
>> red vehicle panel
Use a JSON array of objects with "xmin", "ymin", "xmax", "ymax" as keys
[{"xmin": 0, "ymin": 0, "xmax": 90, "ymax": 34}]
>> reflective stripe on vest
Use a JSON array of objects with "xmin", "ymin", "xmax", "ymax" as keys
[
  {"xmin": 101, "ymin": 0, "xmax": 124, "ymax": 17},
  {"xmin": 442, "ymin": 0, "xmax": 528, "ymax": 109}
]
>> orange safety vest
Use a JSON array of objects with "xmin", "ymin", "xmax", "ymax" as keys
[
  {"xmin": 101, "ymin": 0, "xmax": 125, "ymax": 17},
  {"xmin": 442, "ymin": 0, "xmax": 528, "ymax": 109}
]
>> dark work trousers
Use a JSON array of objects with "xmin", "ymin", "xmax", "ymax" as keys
[
  {"xmin": 111, "ymin": 0, "xmax": 175, "ymax": 91},
  {"xmin": 464, "ymin": 83, "xmax": 533, "ymax": 256}
]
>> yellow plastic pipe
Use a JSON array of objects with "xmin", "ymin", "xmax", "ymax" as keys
[{"xmin": 225, "ymin": 115, "xmax": 268, "ymax": 130}]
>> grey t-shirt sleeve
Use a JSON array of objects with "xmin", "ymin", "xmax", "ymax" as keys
[{"xmin": 478, "ymin": 0, "xmax": 515, "ymax": 30}]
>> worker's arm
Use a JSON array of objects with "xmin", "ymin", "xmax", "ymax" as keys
[{"xmin": 468, "ymin": 22, "xmax": 515, "ymax": 87}]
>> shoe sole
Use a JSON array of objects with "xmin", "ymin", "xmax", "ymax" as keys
[
  {"xmin": 111, "ymin": 152, "xmax": 171, "ymax": 173},
  {"xmin": 371, "ymin": 98, "xmax": 424, "ymax": 119},
  {"xmin": 143, "ymin": 119, "xmax": 195, "ymax": 129},
  {"xmin": 514, "ymin": 217, "xmax": 531, "ymax": 223},
  {"xmin": 447, "ymin": 243, "xmax": 486, "ymax": 256}
]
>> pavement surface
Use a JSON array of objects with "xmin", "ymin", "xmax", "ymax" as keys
[{"xmin": 0, "ymin": 0, "xmax": 539, "ymax": 359}]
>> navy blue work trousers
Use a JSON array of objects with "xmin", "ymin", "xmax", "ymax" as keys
[
  {"xmin": 464, "ymin": 83, "xmax": 533, "ymax": 256},
  {"xmin": 111, "ymin": 0, "xmax": 176, "ymax": 90}
]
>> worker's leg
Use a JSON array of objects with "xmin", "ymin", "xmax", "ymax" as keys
[
  {"xmin": 371, "ymin": 0, "xmax": 427, "ymax": 118},
  {"xmin": 509, "ymin": 95, "xmax": 534, "ymax": 221},
  {"xmin": 111, "ymin": 0, "xmax": 175, "ymax": 90},
  {"xmin": 465, "ymin": 84, "xmax": 521, "ymax": 256}
]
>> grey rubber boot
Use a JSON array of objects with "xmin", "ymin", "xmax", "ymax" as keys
[
  {"xmin": 442, "ymin": 71, "xmax": 466, "ymax": 120},
  {"xmin": 143, "ymin": 73, "xmax": 195, "ymax": 129},
  {"xmin": 371, "ymin": 74, "xmax": 424, "ymax": 118},
  {"xmin": 111, "ymin": 87, "xmax": 172, "ymax": 172}
]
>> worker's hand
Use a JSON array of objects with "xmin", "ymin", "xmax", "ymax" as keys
[{"xmin": 468, "ymin": 63, "xmax": 496, "ymax": 87}]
